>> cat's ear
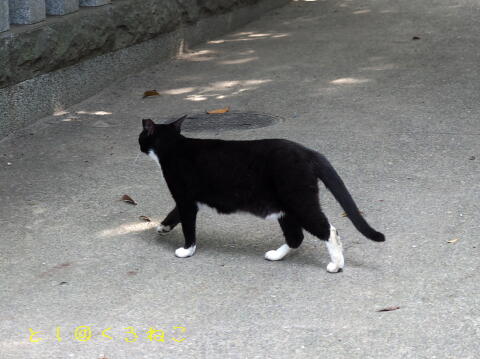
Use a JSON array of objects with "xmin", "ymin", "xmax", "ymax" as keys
[
  {"xmin": 169, "ymin": 114, "xmax": 188, "ymax": 133},
  {"xmin": 142, "ymin": 119, "xmax": 156, "ymax": 136}
]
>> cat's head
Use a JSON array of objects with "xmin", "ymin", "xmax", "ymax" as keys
[{"xmin": 138, "ymin": 115, "xmax": 187, "ymax": 154}]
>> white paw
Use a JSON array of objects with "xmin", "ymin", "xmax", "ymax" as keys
[
  {"xmin": 264, "ymin": 244, "xmax": 291, "ymax": 261},
  {"xmin": 327, "ymin": 262, "xmax": 341, "ymax": 273},
  {"xmin": 329, "ymin": 253, "xmax": 345, "ymax": 269},
  {"xmin": 156, "ymin": 224, "xmax": 171, "ymax": 234},
  {"xmin": 175, "ymin": 246, "xmax": 196, "ymax": 258},
  {"xmin": 265, "ymin": 250, "xmax": 283, "ymax": 261}
]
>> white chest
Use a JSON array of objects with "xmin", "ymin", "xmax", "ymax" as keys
[{"xmin": 148, "ymin": 150, "xmax": 161, "ymax": 167}]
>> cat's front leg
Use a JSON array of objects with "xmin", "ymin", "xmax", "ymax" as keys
[
  {"xmin": 175, "ymin": 203, "xmax": 198, "ymax": 258},
  {"xmin": 157, "ymin": 206, "xmax": 180, "ymax": 234}
]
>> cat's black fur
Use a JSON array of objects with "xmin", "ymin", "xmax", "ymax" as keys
[{"xmin": 139, "ymin": 116, "xmax": 384, "ymax": 256}]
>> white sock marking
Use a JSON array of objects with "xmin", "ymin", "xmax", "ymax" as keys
[
  {"xmin": 265, "ymin": 244, "xmax": 292, "ymax": 261},
  {"xmin": 156, "ymin": 224, "xmax": 171, "ymax": 234},
  {"xmin": 175, "ymin": 245, "xmax": 196, "ymax": 258},
  {"xmin": 326, "ymin": 225, "xmax": 344, "ymax": 273}
]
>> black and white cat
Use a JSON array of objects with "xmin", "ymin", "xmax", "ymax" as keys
[{"xmin": 139, "ymin": 116, "xmax": 385, "ymax": 272}]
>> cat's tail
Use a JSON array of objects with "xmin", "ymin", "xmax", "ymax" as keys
[{"xmin": 313, "ymin": 152, "xmax": 385, "ymax": 242}]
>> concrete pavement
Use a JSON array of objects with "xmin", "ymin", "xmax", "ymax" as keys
[{"xmin": 1, "ymin": 0, "xmax": 479, "ymax": 358}]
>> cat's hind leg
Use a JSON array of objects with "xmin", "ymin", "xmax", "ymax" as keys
[
  {"xmin": 265, "ymin": 215, "xmax": 304, "ymax": 261},
  {"xmin": 289, "ymin": 198, "xmax": 344, "ymax": 272},
  {"xmin": 157, "ymin": 206, "xmax": 180, "ymax": 234},
  {"xmin": 325, "ymin": 225, "xmax": 344, "ymax": 273}
]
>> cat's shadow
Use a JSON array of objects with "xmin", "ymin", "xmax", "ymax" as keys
[{"xmin": 146, "ymin": 228, "xmax": 380, "ymax": 271}]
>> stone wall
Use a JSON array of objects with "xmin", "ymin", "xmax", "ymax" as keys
[
  {"xmin": 0, "ymin": 0, "xmax": 276, "ymax": 89},
  {"xmin": 0, "ymin": 0, "xmax": 288, "ymax": 138}
]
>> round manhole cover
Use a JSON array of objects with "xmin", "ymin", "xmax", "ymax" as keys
[{"xmin": 178, "ymin": 112, "xmax": 280, "ymax": 132}]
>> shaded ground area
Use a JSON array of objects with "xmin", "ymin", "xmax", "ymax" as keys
[{"xmin": 1, "ymin": 0, "xmax": 479, "ymax": 358}]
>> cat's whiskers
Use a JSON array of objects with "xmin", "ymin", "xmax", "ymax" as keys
[{"xmin": 133, "ymin": 153, "xmax": 141, "ymax": 165}]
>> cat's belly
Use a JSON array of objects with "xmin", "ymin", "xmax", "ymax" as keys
[
  {"xmin": 264, "ymin": 212, "xmax": 285, "ymax": 220},
  {"xmin": 196, "ymin": 201, "xmax": 284, "ymax": 220}
]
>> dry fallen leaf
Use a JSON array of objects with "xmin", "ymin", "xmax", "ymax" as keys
[
  {"xmin": 139, "ymin": 215, "xmax": 151, "ymax": 222},
  {"xmin": 376, "ymin": 306, "xmax": 400, "ymax": 312},
  {"xmin": 121, "ymin": 194, "xmax": 137, "ymax": 205},
  {"xmin": 447, "ymin": 238, "xmax": 460, "ymax": 244},
  {"xmin": 341, "ymin": 211, "xmax": 364, "ymax": 217},
  {"xmin": 207, "ymin": 106, "xmax": 230, "ymax": 114},
  {"xmin": 143, "ymin": 90, "xmax": 160, "ymax": 98}
]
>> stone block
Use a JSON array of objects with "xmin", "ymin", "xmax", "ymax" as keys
[
  {"xmin": 8, "ymin": 0, "xmax": 46, "ymax": 24},
  {"xmin": 0, "ymin": 0, "xmax": 9, "ymax": 32},
  {"xmin": 79, "ymin": 0, "xmax": 110, "ymax": 6},
  {"xmin": 46, "ymin": 0, "xmax": 79, "ymax": 16}
]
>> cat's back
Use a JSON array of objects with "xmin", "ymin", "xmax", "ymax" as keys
[
  {"xmin": 222, "ymin": 138, "xmax": 314, "ymax": 163},
  {"xmin": 182, "ymin": 137, "xmax": 315, "ymax": 178},
  {"xmin": 186, "ymin": 137, "xmax": 310, "ymax": 158}
]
